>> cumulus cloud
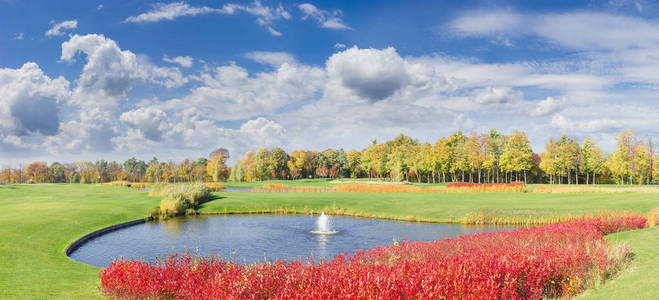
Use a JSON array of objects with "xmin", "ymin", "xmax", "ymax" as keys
[
  {"xmin": 530, "ymin": 96, "xmax": 565, "ymax": 116},
  {"xmin": 46, "ymin": 108, "xmax": 118, "ymax": 153},
  {"xmin": 471, "ymin": 86, "xmax": 523, "ymax": 105},
  {"xmin": 239, "ymin": 117, "xmax": 287, "ymax": 147},
  {"xmin": 327, "ymin": 47, "xmax": 410, "ymax": 101},
  {"xmin": 550, "ymin": 114, "xmax": 623, "ymax": 133},
  {"xmin": 3, "ymin": 34, "xmax": 658, "ymax": 164},
  {"xmin": 245, "ymin": 51, "xmax": 296, "ymax": 66},
  {"xmin": 125, "ymin": 1, "xmax": 291, "ymax": 36},
  {"xmin": 0, "ymin": 62, "xmax": 70, "ymax": 139},
  {"xmin": 120, "ymin": 107, "xmax": 171, "ymax": 141},
  {"xmin": 163, "ymin": 54, "xmax": 193, "ymax": 68},
  {"xmin": 45, "ymin": 20, "xmax": 78, "ymax": 37},
  {"xmin": 178, "ymin": 62, "xmax": 325, "ymax": 120},
  {"xmin": 61, "ymin": 34, "xmax": 186, "ymax": 108},
  {"xmin": 298, "ymin": 3, "xmax": 351, "ymax": 30}
]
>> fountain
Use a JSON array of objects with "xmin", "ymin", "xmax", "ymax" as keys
[{"xmin": 310, "ymin": 212, "xmax": 339, "ymax": 234}]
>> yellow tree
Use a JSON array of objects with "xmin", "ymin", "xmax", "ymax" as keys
[
  {"xmin": 25, "ymin": 161, "xmax": 49, "ymax": 183},
  {"xmin": 346, "ymin": 150, "xmax": 361, "ymax": 178},
  {"xmin": 206, "ymin": 153, "xmax": 228, "ymax": 182}
]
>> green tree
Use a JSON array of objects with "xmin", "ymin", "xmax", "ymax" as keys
[{"xmin": 48, "ymin": 162, "xmax": 65, "ymax": 183}]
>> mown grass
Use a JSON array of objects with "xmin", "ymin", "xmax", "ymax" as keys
[
  {"xmin": 0, "ymin": 182, "xmax": 656, "ymax": 299},
  {"xmin": 576, "ymin": 226, "xmax": 659, "ymax": 300},
  {"xmin": 199, "ymin": 190, "xmax": 658, "ymax": 224},
  {"xmin": 0, "ymin": 184, "xmax": 158, "ymax": 299}
]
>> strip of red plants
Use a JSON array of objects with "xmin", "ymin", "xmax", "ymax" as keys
[{"xmin": 100, "ymin": 217, "xmax": 646, "ymax": 299}]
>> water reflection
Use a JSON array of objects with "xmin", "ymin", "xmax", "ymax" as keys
[{"xmin": 70, "ymin": 215, "xmax": 518, "ymax": 268}]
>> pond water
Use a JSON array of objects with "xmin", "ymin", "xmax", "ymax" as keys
[{"xmin": 69, "ymin": 215, "xmax": 518, "ymax": 267}]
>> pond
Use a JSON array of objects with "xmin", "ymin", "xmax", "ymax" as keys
[{"xmin": 69, "ymin": 214, "xmax": 518, "ymax": 267}]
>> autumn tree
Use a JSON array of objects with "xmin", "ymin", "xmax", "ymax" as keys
[
  {"xmin": 346, "ymin": 150, "xmax": 362, "ymax": 178},
  {"xmin": 48, "ymin": 162, "xmax": 65, "ymax": 183},
  {"xmin": 207, "ymin": 153, "xmax": 229, "ymax": 182},
  {"xmin": 581, "ymin": 137, "xmax": 606, "ymax": 184},
  {"xmin": 24, "ymin": 161, "xmax": 48, "ymax": 183}
]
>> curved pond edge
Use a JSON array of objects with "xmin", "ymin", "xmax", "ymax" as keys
[
  {"xmin": 65, "ymin": 210, "xmax": 505, "ymax": 263},
  {"xmin": 66, "ymin": 217, "xmax": 153, "ymax": 258}
]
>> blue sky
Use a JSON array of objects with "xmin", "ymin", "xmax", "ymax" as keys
[{"xmin": 1, "ymin": 0, "xmax": 658, "ymax": 165}]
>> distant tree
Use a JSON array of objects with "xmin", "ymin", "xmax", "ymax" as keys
[
  {"xmin": 25, "ymin": 161, "xmax": 48, "ymax": 183},
  {"xmin": 123, "ymin": 157, "xmax": 147, "ymax": 182},
  {"xmin": 539, "ymin": 138, "xmax": 558, "ymax": 184},
  {"xmin": 269, "ymin": 147, "xmax": 289, "ymax": 179},
  {"xmin": 209, "ymin": 148, "xmax": 230, "ymax": 161},
  {"xmin": 48, "ymin": 162, "xmax": 65, "ymax": 183},
  {"xmin": 581, "ymin": 137, "xmax": 606, "ymax": 184},
  {"xmin": 206, "ymin": 152, "xmax": 228, "ymax": 182}
]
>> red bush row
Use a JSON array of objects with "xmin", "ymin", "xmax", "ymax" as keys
[
  {"xmin": 100, "ymin": 217, "xmax": 646, "ymax": 299},
  {"xmin": 446, "ymin": 182, "xmax": 525, "ymax": 188}
]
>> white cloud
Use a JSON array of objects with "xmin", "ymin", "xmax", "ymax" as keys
[
  {"xmin": 326, "ymin": 47, "xmax": 410, "ymax": 101},
  {"xmin": 61, "ymin": 34, "xmax": 186, "ymax": 109},
  {"xmin": 15, "ymin": 32, "xmax": 24, "ymax": 40},
  {"xmin": 298, "ymin": 3, "xmax": 351, "ymax": 30},
  {"xmin": 221, "ymin": 1, "xmax": 292, "ymax": 36},
  {"xmin": 163, "ymin": 54, "xmax": 194, "ymax": 68},
  {"xmin": 120, "ymin": 107, "xmax": 171, "ymax": 141},
  {"xmin": 471, "ymin": 86, "xmax": 523, "ymax": 105},
  {"xmin": 125, "ymin": 2, "xmax": 217, "ymax": 23},
  {"xmin": 245, "ymin": 51, "xmax": 296, "ymax": 66},
  {"xmin": 550, "ymin": 114, "xmax": 623, "ymax": 133},
  {"xmin": 450, "ymin": 10, "xmax": 522, "ymax": 37},
  {"xmin": 450, "ymin": 10, "xmax": 659, "ymax": 51},
  {"xmin": 530, "ymin": 96, "xmax": 564, "ymax": 116},
  {"xmin": 334, "ymin": 43, "xmax": 346, "ymax": 49},
  {"xmin": 125, "ymin": 1, "xmax": 291, "ymax": 36},
  {"xmin": 178, "ymin": 62, "xmax": 326, "ymax": 120},
  {"xmin": 0, "ymin": 62, "xmax": 70, "ymax": 139},
  {"xmin": 3, "ymin": 33, "xmax": 658, "ymax": 164},
  {"xmin": 45, "ymin": 20, "xmax": 78, "ymax": 37}
]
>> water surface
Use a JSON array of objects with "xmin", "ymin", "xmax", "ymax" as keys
[{"xmin": 70, "ymin": 215, "xmax": 517, "ymax": 267}]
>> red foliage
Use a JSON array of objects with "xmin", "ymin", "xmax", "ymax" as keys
[
  {"xmin": 100, "ymin": 217, "xmax": 645, "ymax": 299},
  {"xmin": 329, "ymin": 166, "xmax": 339, "ymax": 179}
]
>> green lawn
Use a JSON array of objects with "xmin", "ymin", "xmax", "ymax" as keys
[
  {"xmin": 0, "ymin": 183, "xmax": 656, "ymax": 299},
  {"xmin": 576, "ymin": 226, "xmax": 659, "ymax": 300},
  {"xmin": 200, "ymin": 190, "xmax": 658, "ymax": 224},
  {"xmin": 0, "ymin": 184, "xmax": 158, "ymax": 299}
]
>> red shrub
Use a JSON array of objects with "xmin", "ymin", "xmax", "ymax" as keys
[{"xmin": 100, "ymin": 217, "xmax": 645, "ymax": 299}]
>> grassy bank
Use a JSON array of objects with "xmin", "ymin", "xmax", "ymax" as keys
[
  {"xmin": 0, "ymin": 183, "xmax": 656, "ymax": 298},
  {"xmin": 0, "ymin": 184, "xmax": 158, "ymax": 299},
  {"xmin": 576, "ymin": 226, "xmax": 659, "ymax": 300},
  {"xmin": 199, "ymin": 191, "xmax": 657, "ymax": 224}
]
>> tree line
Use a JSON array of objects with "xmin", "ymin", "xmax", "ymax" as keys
[{"xmin": 1, "ymin": 129, "xmax": 656, "ymax": 185}]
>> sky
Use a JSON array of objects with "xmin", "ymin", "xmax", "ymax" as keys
[{"xmin": 1, "ymin": 0, "xmax": 658, "ymax": 166}]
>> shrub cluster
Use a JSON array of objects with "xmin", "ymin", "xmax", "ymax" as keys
[
  {"xmin": 100, "ymin": 217, "xmax": 645, "ymax": 299},
  {"xmin": 101, "ymin": 181, "xmax": 150, "ymax": 188},
  {"xmin": 447, "ymin": 181, "xmax": 527, "ymax": 192},
  {"xmin": 204, "ymin": 183, "xmax": 224, "ymax": 192},
  {"xmin": 148, "ymin": 184, "xmax": 211, "ymax": 218}
]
